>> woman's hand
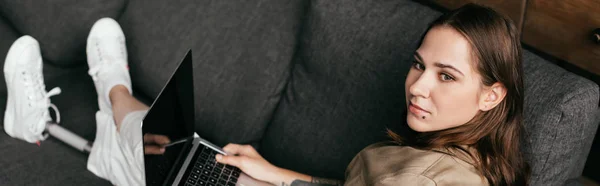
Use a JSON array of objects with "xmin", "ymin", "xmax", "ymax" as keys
[
  {"xmin": 215, "ymin": 144, "xmax": 282, "ymax": 184},
  {"xmin": 143, "ymin": 133, "xmax": 170, "ymax": 155},
  {"xmin": 215, "ymin": 144, "xmax": 330, "ymax": 185}
]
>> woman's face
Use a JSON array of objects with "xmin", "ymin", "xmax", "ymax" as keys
[{"xmin": 405, "ymin": 26, "xmax": 486, "ymax": 132}]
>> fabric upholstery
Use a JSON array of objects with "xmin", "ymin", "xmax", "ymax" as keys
[
  {"xmin": 0, "ymin": 15, "xmax": 17, "ymax": 95},
  {"xmin": 521, "ymin": 50, "xmax": 600, "ymax": 185},
  {"xmin": 0, "ymin": 0, "xmax": 127, "ymax": 66},
  {"xmin": 118, "ymin": 0, "xmax": 307, "ymax": 147},
  {"xmin": 259, "ymin": 0, "xmax": 440, "ymax": 179},
  {"xmin": 0, "ymin": 131, "xmax": 109, "ymax": 185}
]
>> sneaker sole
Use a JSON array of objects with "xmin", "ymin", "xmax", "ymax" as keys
[{"xmin": 3, "ymin": 36, "xmax": 39, "ymax": 139}]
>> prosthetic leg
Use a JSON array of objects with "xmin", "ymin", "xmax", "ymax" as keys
[{"xmin": 46, "ymin": 122, "xmax": 92, "ymax": 153}]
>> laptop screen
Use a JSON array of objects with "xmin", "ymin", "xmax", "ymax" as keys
[{"xmin": 141, "ymin": 50, "xmax": 196, "ymax": 185}]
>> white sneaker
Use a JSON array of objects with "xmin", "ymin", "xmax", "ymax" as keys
[
  {"xmin": 3, "ymin": 36, "xmax": 61, "ymax": 143},
  {"xmin": 86, "ymin": 17, "xmax": 132, "ymax": 115}
]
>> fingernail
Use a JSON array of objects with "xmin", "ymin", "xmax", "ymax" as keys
[
  {"xmin": 160, "ymin": 148, "xmax": 165, "ymax": 153},
  {"xmin": 216, "ymin": 154, "xmax": 222, "ymax": 161}
]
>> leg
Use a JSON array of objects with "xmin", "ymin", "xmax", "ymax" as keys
[
  {"xmin": 109, "ymin": 85, "xmax": 148, "ymax": 132},
  {"xmin": 86, "ymin": 18, "xmax": 147, "ymax": 186},
  {"xmin": 86, "ymin": 17, "xmax": 171, "ymax": 186}
]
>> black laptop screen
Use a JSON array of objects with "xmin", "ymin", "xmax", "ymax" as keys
[{"xmin": 141, "ymin": 51, "xmax": 195, "ymax": 186}]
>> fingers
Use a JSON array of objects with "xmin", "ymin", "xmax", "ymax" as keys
[
  {"xmin": 215, "ymin": 154, "xmax": 246, "ymax": 167},
  {"xmin": 222, "ymin": 143, "xmax": 258, "ymax": 157},
  {"xmin": 143, "ymin": 134, "xmax": 170, "ymax": 155},
  {"xmin": 143, "ymin": 134, "xmax": 170, "ymax": 145},
  {"xmin": 145, "ymin": 145, "xmax": 165, "ymax": 155},
  {"xmin": 216, "ymin": 143, "xmax": 258, "ymax": 168}
]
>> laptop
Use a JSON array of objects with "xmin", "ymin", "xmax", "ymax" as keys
[{"xmin": 140, "ymin": 50, "xmax": 270, "ymax": 186}]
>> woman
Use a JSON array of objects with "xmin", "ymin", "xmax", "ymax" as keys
[{"xmin": 215, "ymin": 4, "xmax": 530, "ymax": 186}]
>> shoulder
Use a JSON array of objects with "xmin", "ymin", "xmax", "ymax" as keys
[
  {"xmin": 364, "ymin": 145, "xmax": 487, "ymax": 185},
  {"xmin": 346, "ymin": 144, "xmax": 488, "ymax": 185},
  {"xmin": 375, "ymin": 173, "xmax": 436, "ymax": 186},
  {"xmin": 416, "ymin": 149, "xmax": 488, "ymax": 185},
  {"xmin": 346, "ymin": 144, "xmax": 445, "ymax": 185},
  {"xmin": 358, "ymin": 143, "xmax": 450, "ymax": 167}
]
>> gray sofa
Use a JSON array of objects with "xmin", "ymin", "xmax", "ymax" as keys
[{"xmin": 0, "ymin": 0, "xmax": 598, "ymax": 185}]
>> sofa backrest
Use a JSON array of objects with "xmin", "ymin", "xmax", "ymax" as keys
[
  {"xmin": 118, "ymin": 0, "xmax": 308, "ymax": 147},
  {"xmin": 258, "ymin": 0, "xmax": 440, "ymax": 179},
  {"xmin": 521, "ymin": 50, "xmax": 599, "ymax": 185},
  {"xmin": 0, "ymin": 0, "xmax": 127, "ymax": 66}
]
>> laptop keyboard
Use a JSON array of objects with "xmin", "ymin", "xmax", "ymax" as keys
[{"xmin": 184, "ymin": 146, "xmax": 241, "ymax": 186}]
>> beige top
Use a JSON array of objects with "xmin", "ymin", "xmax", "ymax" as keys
[{"xmin": 344, "ymin": 142, "xmax": 488, "ymax": 186}]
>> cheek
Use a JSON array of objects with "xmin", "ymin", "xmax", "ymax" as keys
[{"xmin": 432, "ymin": 85, "xmax": 480, "ymax": 126}]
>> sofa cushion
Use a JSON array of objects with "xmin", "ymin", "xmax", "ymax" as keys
[
  {"xmin": 40, "ymin": 64, "xmax": 101, "ymax": 141},
  {"xmin": 259, "ymin": 0, "xmax": 440, "ymax": 179},
  {"xmin": 118, "ymin": 0, "xmax": 307, "ymax": 146},
  {"xmin": 0, "ymin": 0, "xmax": 126, "ymax": 66},
  {"xmin": 0, "ymin": 132, "xmax": 109, "ymax": 185},
  {"xmin": 521, "ymin": 50, "xmax": 600, "ymax": 185}
]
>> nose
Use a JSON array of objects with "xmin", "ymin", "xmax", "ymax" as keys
[{"xmin": 408, "ymin": 72, "xmax": 431, "ymax": 99}]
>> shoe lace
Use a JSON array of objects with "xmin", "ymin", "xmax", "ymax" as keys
[{"xmin": 22, "ymin": 68, "xmax": 61, "ymax": 136}]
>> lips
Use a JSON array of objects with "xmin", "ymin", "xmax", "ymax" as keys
[{"xmin": 409, "ymin": 102, "xmax": 430, "ymax": 115}]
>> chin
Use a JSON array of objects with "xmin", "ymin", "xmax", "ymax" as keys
[{"xmin": 406, "ymin": 114, "xmax": 433, "ymax": 132}]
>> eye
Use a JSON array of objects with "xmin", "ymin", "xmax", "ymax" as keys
[
  {"xmin": 412, "ymin": 61, "xmax": 425, "ymax": 71},
  {"xmin": 440, "ymin": 73, "xmax": 455, "ymax": 81}
]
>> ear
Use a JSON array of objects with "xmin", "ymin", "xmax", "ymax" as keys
[{"xmin": 479, "ymin": 82, "xmax": 507, "ymax": 111}]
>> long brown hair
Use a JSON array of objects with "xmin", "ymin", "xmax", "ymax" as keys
[{"xmin": 388, "ymin": 3, "xmax": 530, "ymax": 185}]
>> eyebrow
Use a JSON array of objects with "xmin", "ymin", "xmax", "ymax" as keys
[{"xmin": 413, "ymin": 52, "xmax": 465, "ymax": 76}]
